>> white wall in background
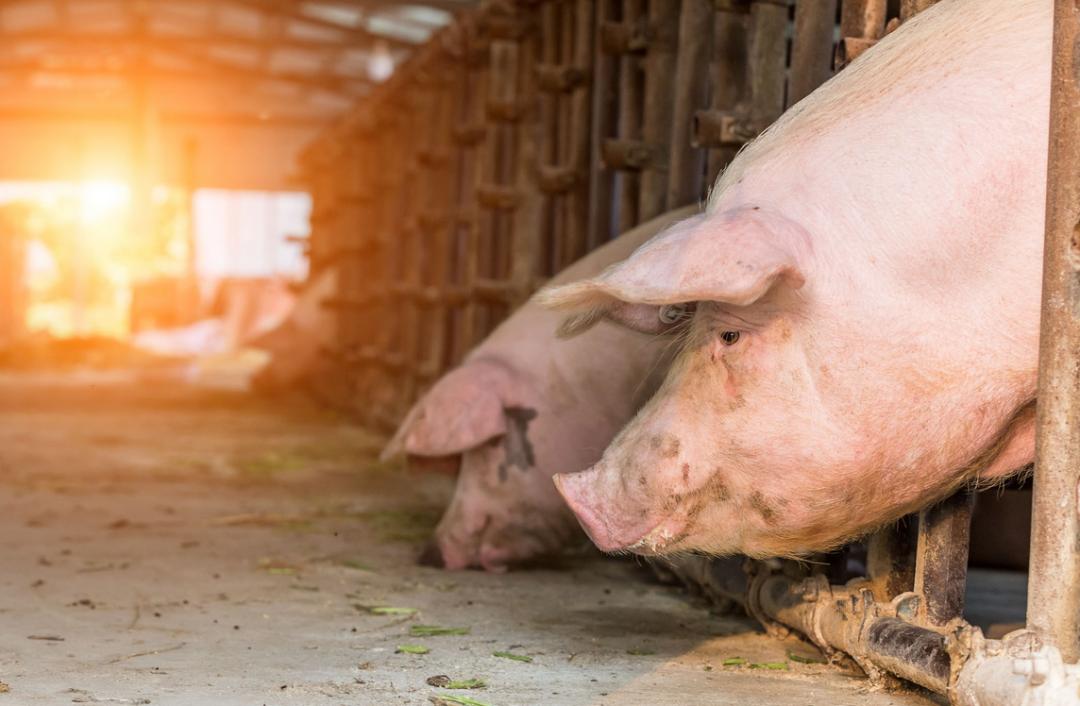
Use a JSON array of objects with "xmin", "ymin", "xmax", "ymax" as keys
[{"xmin": 194, "ymin": 189, "xmax": 310, "ymax": 280}]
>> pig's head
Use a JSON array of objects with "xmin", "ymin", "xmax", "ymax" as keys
[
  {"xmin": 542, "ymin": 206, "xmax": 877, "ymax": 558},
  {"xmin": 382, "ymin": 359, "xmax": 579, "ymax": 572},
  {"xmin": 544, "ymin": 205, "xmax": 1039, "ymax": 558}
]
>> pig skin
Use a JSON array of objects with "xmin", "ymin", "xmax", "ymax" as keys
[
  {"xmin": 542, "ymin": 0, "xmax": 1049, "ymax": 559},
  {"xmin": 382, "ymin": 207, "xmax": 694, "ymax": 571}
]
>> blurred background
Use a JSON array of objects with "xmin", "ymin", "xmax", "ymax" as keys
[{"xmin": 0, "ymin": 0, "xmax": 462, "ymax": 381}]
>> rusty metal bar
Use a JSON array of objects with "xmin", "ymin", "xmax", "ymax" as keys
[
  {"xmin": 508, "ymin": 5, "xmax": 545, "ymax": 309},
  {"xmin": 1028, "ymin": 0, "xmax": 1080, "ymax": 665},
  {"xmin": 587, "ymin": 0, "xmax": 617, "ymax": 247},
  {"xmin": 637, "ymin": 0, "xmax": 680, "ymax": 221},
  {"xmin": 835, "ymin": 0, "xmax": 886, "ymax": 69},
  {"xmin": 746, "ymin": 0, "xmax": 787, "ymax": 127},
  {"xmin": 750, "ymin": 572, "xmax": 951, "ymax": 694},
  {"xmin": 788, "ymin": 0, "xmax": 837, "ymax": 106},
  {"xmin": 865, "ymin": 517, "xmax": 917, "ymax": 602},
  {"xmin": 899, "ymin": 0, "xmax": 936, "ymax": 22},
  {"xmin": 666, "ymin": 0, "xmax": 711, "ymax": 207},
  {"xmin": 704, "ymin": 4, "xmax": 748, "ymax": 184},
  {"xmin": 614, "ymin": 0, "xmax": 642, "ymax": 231},
  {"xmin": 913, "ymin": 490, "xmax": 974, "ymax": 627}
]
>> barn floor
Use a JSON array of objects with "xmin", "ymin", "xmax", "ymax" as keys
[{"xmin": 0, "ymin": 372, "xmax": 947, "ymax": 706}]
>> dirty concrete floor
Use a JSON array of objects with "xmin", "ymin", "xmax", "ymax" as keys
[{"xmin": 0, "ymin": 373, "xmax": 942, "ymax": 706}]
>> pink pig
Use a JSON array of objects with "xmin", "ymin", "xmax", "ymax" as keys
[
  {"xmin": 381, "ymin": 208, "xmax": 693, "ymax": 571},
  {"xmin": 541, "ymin": 0, "xmax": 1048, "ymax": 558}
]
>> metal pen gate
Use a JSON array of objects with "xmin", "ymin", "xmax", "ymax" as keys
[{"xmin": 297, "ymin": 1, "xmax": 1080, "ymax": 702}]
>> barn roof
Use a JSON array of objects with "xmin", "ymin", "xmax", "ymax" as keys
[{"xmin": 0, "ymin": 0, "xmax": 473, "ymax": 127}]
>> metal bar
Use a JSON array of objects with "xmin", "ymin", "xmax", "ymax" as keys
[
  {"xmin": 705, "ymin": 5, "xmax": 749, "ymax": 185},
  {"xmin": 898, "ymin": 0, "xmax": 937, "ymax": 22},
  {"xmin": 1028, "ymin": 0, "xmax": 1080, "ymax": 664},
  {"xmin": 913, "ymin": 490, "xmax": 973, "ymax": 627},
  {"xmin": 508, "ymin": 6, "xmax": 545, "ymax": 308},
  {"xmin": 751, "ymin": 572, "xmax": 951, "ymax": 694},
  {"xmin": 615, "ymin": 0, "xmax": 643, "ymax": 231},
  {"xmin": 562, "ymin": 0, "xmax": 595, "ymax": 267},
  {"xmin": 746, "ymin": 0, "xmax": 787, "ymax": 127},
  {"xmin": 586, "ymin": 0, "xmax": 617, "ymax": 247},
  {"xmin": 666, "ymin": 0, "xmax": 711, "ymax": 207},
  {"xmin": 836, "ymin": 0, "xmax": 886, "ymax": 69},
  {"xmin": 787, "ymin": 0, "xmax": 837, "ymax": 106},
  {"xmin": 865, "ymin": 517, "xmax": 917, "ymax": 602},
  {"xmin": 637, "ymin": 0, "xmax": 680, "ymax": 221}
]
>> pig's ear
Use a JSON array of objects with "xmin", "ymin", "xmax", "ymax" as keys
[
  {"xmin": 380, "ymin": 361, "xmax": 517, "ymax": 461},
  {"xmin": 540, "ymin": 208, "xmax": 808, "ymax": 332}
]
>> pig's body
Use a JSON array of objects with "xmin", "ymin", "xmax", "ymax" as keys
[
  {"xmin": 251, "ymin": 269, "xmax": 337, "ymax": 390},
  {"xmin": 543, "ymin": 0, "xmax": 1048, "ymax": 558},
  {"xmin": 383, "ymin": 208, "xmax": 692, "ymax": 571}
]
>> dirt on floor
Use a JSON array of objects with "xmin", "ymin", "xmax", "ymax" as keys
[{"xmin": 0, "ymin": 371, "xmax": 941, "ymax": 706}]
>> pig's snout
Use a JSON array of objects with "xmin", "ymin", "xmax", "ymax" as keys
[{"xmin": 554, "ymin": 467, "xmax": 682, "ymax": 554}]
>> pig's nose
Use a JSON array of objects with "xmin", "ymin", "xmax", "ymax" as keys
[
  {"xmin": 417, "ymin": 540, "xmax": 445, "ymax": 568},
  {"xmin": 553, "ymin": 471, "xmax": 622, "ymax": 552}
]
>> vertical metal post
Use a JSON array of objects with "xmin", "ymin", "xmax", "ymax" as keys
[
  {"xmin": 865, "ymin": 518, "xmax": 917, "ymax": 602},
  {"xmin": 587, "ymin": 0, "xmax": 617, "ymax": 246},
  {"xmin": 637, "ymin": 0, "xmax": 680, "ymax": 221},
  {"xmin": 835, "ymin": 0, "xmax": 886, "ymax": 69},
  {"xmin": 702, "ymin": 4, "xmax": 748, "ymax": 185},
  {"xmin": 615, "ymin": 0, "xmax": 642, "ymax": 231},
  {"xmin": 1028, "ymin": 0, "xmax": 1080, "ymax": 664},
  {"xmin": 898, "ymin": 0, "xmax": 936, "ymax": 22},
  {"xmin": 913, "ymin": 490, "xmax": 973, "ymax": 627},
  {"xmin": 787, "ymin": 0, "xmax": 837, "ymax": 107},
  {"xmin": 666, "ymin": 0, "xmax": 711, "ymax": 208}
]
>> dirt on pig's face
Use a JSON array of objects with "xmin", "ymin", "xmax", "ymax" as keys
[
  {"xmin": 556, "ymin": 300, "xmax": 867, "ymax": 558},
  {"xmin": 554, "ymin": 290, "xmax": 1037, "ymax": 559}
]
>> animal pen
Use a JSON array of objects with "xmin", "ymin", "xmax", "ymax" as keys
[{"xmin": 297, "ymin": 0, "xmax": 1080, "ymax": 703}]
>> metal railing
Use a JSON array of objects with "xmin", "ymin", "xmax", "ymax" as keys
[{"xmin": 298, "ymin": 1, "xmax": 1080, "ymax": 702}]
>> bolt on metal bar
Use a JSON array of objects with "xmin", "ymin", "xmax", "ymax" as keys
[{"xmin": 1028, "ymin": 0, "xmax": 1080, "ymax": 665}]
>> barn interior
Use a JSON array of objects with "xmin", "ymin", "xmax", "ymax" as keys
[{"xmin": 0, "ymin": 1, "xmax": 1046, "ymax": 705}]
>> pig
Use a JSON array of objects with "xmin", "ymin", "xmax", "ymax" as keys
[
  {"xmin": 540, "ymin": 0, "xmax": 1048, "ymax": 559},
  {"xmin": 381, "ymin": 207, "xmax": 694, "ymax": 571},
  {"xmin": 251, "ymin": 269, "xmax": 337, "ymax": 391}
]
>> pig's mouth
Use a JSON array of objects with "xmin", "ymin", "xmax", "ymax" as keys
[{"xmin": 553, "ymin": 471, "xmax": 687, "ymax": 555}]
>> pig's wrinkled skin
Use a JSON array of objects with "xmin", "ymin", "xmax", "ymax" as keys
[
  {"xmin": 251, "ymin": 270, "xmax": 337, "ymax": 390},
  {"xmin": 382, "ymin": 208, "xmax": 692, "ymax": 571},
  {"xmin": 541, "ymin": 0, "xmax": 1048, "ymax": 559}
]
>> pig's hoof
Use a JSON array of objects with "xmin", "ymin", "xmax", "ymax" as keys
[{"xmin": 417, "ymin": 541, "xmax": 445, "ymax": 568}]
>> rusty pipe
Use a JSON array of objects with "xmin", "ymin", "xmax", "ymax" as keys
[{"xmin": 1028, "ymin": 0, "xmax": 1080, "ymax": 665}]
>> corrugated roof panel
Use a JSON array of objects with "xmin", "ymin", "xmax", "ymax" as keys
[
  {"xmin": 334, "ymin": 48, "xmax": 372, "ymax": 75},
  {"xmin": 1, "ymin": 0, "xmax": 58, "ymax": 32},
  {"xmin": 66, "ymin": 0, "xmax": 128, "ymax": 27},
  {"xmin": 284, "ymin": 20, "xmax": 348, "ymax": 43},
  {"xmin": 394, "ymin": 6, "xmax": 453, "ymax": 27},
  {"xmin": 214, "ymin": 4, "xmax": 263, "ymax": 38},
  {"xmin": 299, "ymin": 3, "xmax": 362, "ymax": 30},
  {"xmin": 363, "ymin": 16, "xmax": 432, "ymax": 44},
  {"xmin": 149, "ymin": 3, "xmax": 212, "ymax": 37},
  {"xmin": 268, "ymin": 49, "xmax": 326, "ymax": 75},
  {"xmin": 206, "ymin": 45, "xmax": 261, "ymax": 69}
]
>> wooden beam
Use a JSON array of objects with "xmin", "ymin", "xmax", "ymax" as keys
[
  {"xmin": 0, "ymin": 58, "xmax": 370, "ymax": 98},
  {"xmin": 0, "ymin": 28, "xmax": 365, "ymax": 53},
  {"xmin": 0, "ymin": 105, "xmax": 334, "ymax": 126},
  {"xmin": 227, "ymin": 0, "xmax": 420, "ymax": 49}
]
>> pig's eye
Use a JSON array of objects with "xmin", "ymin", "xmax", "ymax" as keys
[
  {"xmin": 658, "ymin": 303, "xmax": 694, "ymax": 326},
  {"xmin": 720, "ymin": 331, "xmax": 741, "ymax": 345}
]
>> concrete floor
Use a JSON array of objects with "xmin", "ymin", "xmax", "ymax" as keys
[{"xmin": 0, "ymin": 372, "xmax": 942, "ymax": 706}]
